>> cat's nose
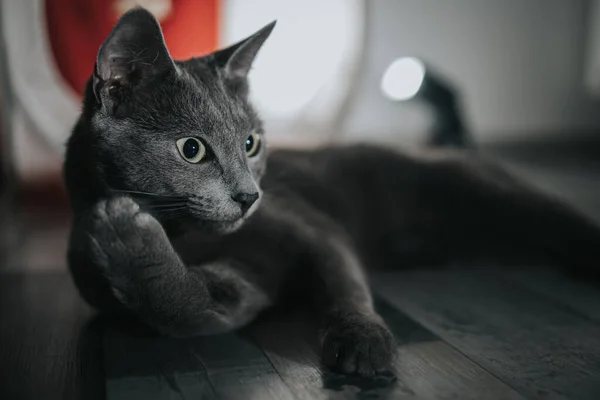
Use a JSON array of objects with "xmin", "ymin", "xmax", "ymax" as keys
[{"xmin": 231, "ymin": 192, "xmax": 259, "ymax": 214}]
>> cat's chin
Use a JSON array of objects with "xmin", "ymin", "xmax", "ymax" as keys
[
  {"xmin": 161, "ymin": 210, "xmax": 251, "ymax": 236},
  {"xmin": 161, "ymin": 216, "xmax": 245, "ymax": 237},
  {"xmin": 192, "ymin": 217, "xmax": 246, "ymax": 235},
  {"xmin": 209, "ymin": 218, "xmax": 245, "ymax": 234}
]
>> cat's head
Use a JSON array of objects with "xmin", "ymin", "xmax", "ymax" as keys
[{"xmin": 81, "ymin": 8, "xmax": 274, "ymax": 234}]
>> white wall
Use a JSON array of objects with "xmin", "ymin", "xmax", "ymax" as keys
[
  {"xmin": 344, "ymin": 0, "xmax": 600, "ymax": 143},
  {"xmin": 586, "ymin": 0, "xmax": 600, "ymax": 95}
]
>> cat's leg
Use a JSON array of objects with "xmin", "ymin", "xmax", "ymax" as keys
[
  {"xmin": 311, "ymin": 235, "xmax": 396, "ymax": 377},
  {"xmin": 70, "ymin": 197, "xmax": 271, "ymax": 336},
  {"xmin": 425, "ymin": 156, "xmax": 600, "ymax": 277},
  {"xmin": 275, "ymin": 200, "xmax": 396, "ymax": 376}
]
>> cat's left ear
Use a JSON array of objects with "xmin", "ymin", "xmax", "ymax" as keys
[
  {"xmin": 212, "ymin": 21, "xmax": 276, "ymax": 95},
  {"xmin": 93, "ymin": 8, "xmax": 176, "ymax": 105}
]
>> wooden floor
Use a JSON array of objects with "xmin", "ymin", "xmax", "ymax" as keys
[
  {"xmin": 1, "ymin": 268, "xmax": 600, "ymax": 400},
  {"xmin": 2, "ymin": 148, "xmax": 600, "ymax": 400}
]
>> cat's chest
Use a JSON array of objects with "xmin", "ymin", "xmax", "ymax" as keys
[
  {"xmin": 170, "ymin": 233, "xmax": 228, "ymax": 265},
  {"xmin": 169, "ymin": 222, "xmax": 291, "ymax": 271}
]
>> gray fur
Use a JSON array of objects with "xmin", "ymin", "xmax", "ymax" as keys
[{"xmin": 64, "ymin": 8, "xmax": 600, "ymax": 377}]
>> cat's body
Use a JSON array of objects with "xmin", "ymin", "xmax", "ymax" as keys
[{"xmin": 64, "ymin": 8, "xmax": 600, "ymax": 377}]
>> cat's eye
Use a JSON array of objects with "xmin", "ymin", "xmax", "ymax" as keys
[
  {"xmin": 245, "ymin": 131, "xmax": 261, "ymax": 157},
  {"xmin": 176, "ymin": 137, "xmax": 206, "ymax": 163}
]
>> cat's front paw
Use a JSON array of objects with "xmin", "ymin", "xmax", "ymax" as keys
[
  {"xmin": 322, "ymin": 312, "xmax": 396, "ymax": 377},
  {"xmin": 88, "ymin": 197, "xmax": 175, "ymax": 283}
]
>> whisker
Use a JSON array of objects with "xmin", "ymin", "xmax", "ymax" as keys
[
  {"xmin": 156, "ymin": 209, "xmax": 190, "ymax": 220},
  {"xmin": 143, "ymin": 202, "xmax": 189, "ymax": 209},
  {"xmin": 150, "ymin": 208, "xmax": 189, "ymax": 215},
  {"xmin": 112, "ymin": 188, "xmax": 188, "ymax": 199}
]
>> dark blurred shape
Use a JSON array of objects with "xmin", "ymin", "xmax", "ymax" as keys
[
  {"xmin": 418, "ymin": 68, "xmax": 471, "ymax": 148},
  {"xmin": 381, "ymin": 57, "xmax": 471, "ymax": 148}
]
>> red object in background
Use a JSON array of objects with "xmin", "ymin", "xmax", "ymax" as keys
[{"xmin": 45, "ymin": 0, "xmax": 220, "ymax": 96}]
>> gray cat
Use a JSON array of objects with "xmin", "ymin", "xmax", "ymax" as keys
[{"xmin": 64, "ymin": 8, "xmax": 600, "ymax": 377}]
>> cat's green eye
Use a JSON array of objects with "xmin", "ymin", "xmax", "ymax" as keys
[
  {"xmin": 245, "ymin": 131, "xmax": 261, "ymax": 157},
  {"xmin": 176, "ymin": 137, "xmax": 206, "ymax": 164}
]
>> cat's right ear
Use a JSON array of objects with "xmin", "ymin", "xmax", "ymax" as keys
[
  {"xmin": 93, "ymin": 7, "xmax": 175, "ymax": 109},
  {"xmin": 211, "ymin": 21, "xmax": 276, "ymax": 97}
]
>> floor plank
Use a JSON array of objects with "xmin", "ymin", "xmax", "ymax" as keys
[
  {"xmin": 377, "ymin": 298, "xmax": 525, "ymax": 400},
  {"xmin": 497, "ymin": 268, "xmax": 600, "ymax": 324},
  {"xmin": 186, "ymin": 332, "xmax": 294, "ymax": 400},
  {"xmin": 104, "ymin": 323, "xmax": 219, "ymax": 400},
  {"xmin": 373, "ymin": 270, "xmax": 600, "ymax": 400},
  {"xmin": 3, "ymin": 270, "xmax": 599, "ymax": 399},
  {"xmin": 0, "ymin": 272, "xmax": 104, "ymax": 400},
  {"xmin": 104, "ymin": 323, "xmax": 295, "ymax": 400}
]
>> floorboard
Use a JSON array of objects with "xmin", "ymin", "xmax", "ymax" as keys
[
  {"xmin": 373, "ymin": 270, "xmax": 600, "ymax": 400},
  {"xmin": 497, "ymin": 268, "xmax": 600, "ymax": 324},
  {"xmin": 104, "ymin": 324, "xmax": 295, "ymax": 400},
  {"xmin": 0, "ymin": 272, "xmax": 104, "ymax": 400},
  {"xmin": 376, "ymin": 298, "xmax": 525, "ymax": 400},
  {"xmin": 104, "ymin": 323, "xmax": 219, "ymax": 400},
  {"xmin": 3, "ymin": 269, "xmax": 600, "ymax": 399}
]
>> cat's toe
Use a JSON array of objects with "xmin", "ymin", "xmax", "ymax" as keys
[
  {"xmin": 88, "ymin": 197, "xmax": 171, "ymax": 279},
  {"xmin": 91, "ymin": 197, "xmax": 140, "ymax": 233},
  {"xmin": 322, "ymin": 312, "xmax": 396, "ymax": 377},
  {"xmin": 93, "ymin": 197, "xmax": 164, "ymax": 243},
  {"xmin": 105, "ymin": 196, "xmax": 140, "ymax": 217}
]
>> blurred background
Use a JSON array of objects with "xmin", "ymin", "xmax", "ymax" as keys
[{"xmin": 2, "ymin": 0, "xmax": 600, "ymax": 269}]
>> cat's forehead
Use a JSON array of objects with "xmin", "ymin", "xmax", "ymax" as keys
[{"xmin": 127, "ymin": 62, "xmax": 257, "ymax": 137}]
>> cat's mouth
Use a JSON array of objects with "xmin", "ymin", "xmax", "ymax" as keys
[{"xmin": 187, "ymin": 194, "xmax": 261, "ymax": 228}]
